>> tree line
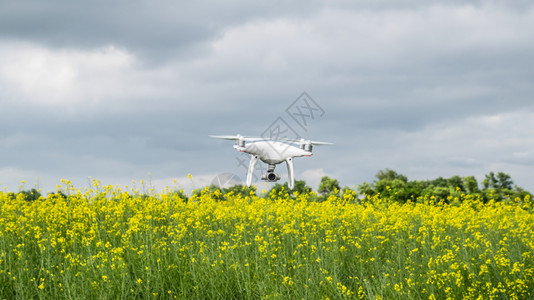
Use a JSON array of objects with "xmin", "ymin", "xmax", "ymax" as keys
[
  {"xmin": 8, "ymin": 169, "xmax": 531, "ymax": 203},
  {"xmin": 356, "ymin": 169, "xmax": 531, "ymax": 202}
]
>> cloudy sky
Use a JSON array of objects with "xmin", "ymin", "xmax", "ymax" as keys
[{"xmin": 1, "ymin": 0, "xmax": 533, "ymax": 193}]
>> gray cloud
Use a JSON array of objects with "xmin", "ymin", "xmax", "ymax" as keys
[
  {"xmin": 0, "ymin": 0, "xmax": 329, "ymax": 63},
  {"xmin": 1, "ymin": 0, "xmax": 534, "ymax": 193}
]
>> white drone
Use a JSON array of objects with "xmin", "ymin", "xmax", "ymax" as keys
[{"xmin": 210, "ymin": 135, "xmax": 332, "ymax": 190}]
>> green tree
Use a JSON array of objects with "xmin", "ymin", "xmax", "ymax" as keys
[
  {"xmin": 513, "ymin": 185, "xmax": 531, "ymax": 200},
  {"xmin": 357, "ymin": 169, "xmax": 531, "ymax": 203},
  {"xmin": 496, "ymin": 172, "xmax": 513, "ymax": 190},
  {"xmin": 357, "ymin": 182, "xmax": 375, "ymax": 196},
  {"xmin": 266, "ymin": 182, "xmax": 292, "ymax": 198},
  {"xmin": 375, "ymin": 169, "xmax": 408, "ymax": 182},
  {"xmin": 481, "ymin": 171, "xmax": 525, "ymax": 202},
  {"xmin": 431, "ymin": 186, "xmax": 450, "ymax": 200},
  {"xmin": 483, "ymin": 172, "xmax": 498, "ymax": 189},
  {"xmin": 448, "ymin": 176, "xmax": 465, "ymax": 192},
  {"xmin": 191, "ymin": 185, "xmax": 224, "ymax": 201},
  {"xmin": 431, "ymin": 177, "xmax": 449, "ymax": 188},
  {"xmin": 357, "ymin": 169, "xmax": 411, "ymax": 201},
  {"xmin": 223, "ymin": 184, "xmax": 257, "ymax": 198},
  {"xmin": 463, "ymin": 176, "xmax": 479, "ymax": 194},
  {"xmin": 374, "ymin": 170, "xmax": 409, "ymax": 200},
  {"xmin": 19, "ymin": 188, "xmax": 42, "ymax": 202},
  {"xmin": 266, "ymin": 180, "xmax": 312, "ymax": 198},
  {"xmin": 292, "ymin": 180, "xmax": 312, "ymax": 195},
  {"xmin": 318, "ymin": 176, "xmax": 340, "ymax": 196},
  {"xmin": 406, "ymin": 180, "xmax": 430, "ymax": 199},
  {"xmin": 172, "ymin": 189, "xmax": 189, "ymax": 202},
  {"xmin": 267, "ymin": 180, "xmax": 312, "ymax": 195}
]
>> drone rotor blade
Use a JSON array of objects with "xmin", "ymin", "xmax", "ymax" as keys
[
  {"xmin": 283, "ymin": 138, "xmax": 332, "ymax": 145},
  {"xmin": 209, "ymin": 135, "xmax": 241, "ymax": 140},
  {"xmin": 210, "ymin": 135, "xmax": 271, "ymax": 142},
  {"xmin": 284, "ymin": 138, "xmax": 305, "ymax": 143},
  {"xmin": 243, "ymin": 137, "xmax": 270, "ymax": 142}
]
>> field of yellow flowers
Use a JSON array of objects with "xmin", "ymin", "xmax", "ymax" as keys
[{"xmin": 1, "ymin": 181, "xmax": 533, "ymax": 299}]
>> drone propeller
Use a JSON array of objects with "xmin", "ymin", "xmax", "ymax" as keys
[
  {"xmin": 209, "ymin": 135, "xmax": 267, "ymax": 141},
  {"xmin": 209, "ymin": 134, "xmax": 243, "ymax": 140},
  {"xmin": 284, "ymin": 138, "xmax": 333, "ymax": 145},
  {"xmin": 284, "ymin": 138, "xmax": 332, "ymax": 152}
]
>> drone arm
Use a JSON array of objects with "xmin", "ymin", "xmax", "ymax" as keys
[
  {"xmin": 246, "ymin": 155, "xmax": 259, "ymax": 187},
  {"xmin": 285, "ymin": 157, "xmax": 294, "ymax": 190}
]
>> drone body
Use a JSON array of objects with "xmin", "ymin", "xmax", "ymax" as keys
[{"xmin": 210, "ymin": 135, "xmax": 331, "ymax": 190}]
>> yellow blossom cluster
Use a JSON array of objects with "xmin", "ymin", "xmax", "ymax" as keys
[{"xmin": 0, "ymin": 181, "xmax": 532, "ymax": 299}]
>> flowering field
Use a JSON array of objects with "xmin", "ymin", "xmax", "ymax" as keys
[{"xmin": 1, "ymin": 182, "xmax": 533, "ymax": 299}]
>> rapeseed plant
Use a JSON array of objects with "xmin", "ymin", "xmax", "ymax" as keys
[{"xmin": 0, "ymin": 183, "xmax": 532, "ymax": 299}]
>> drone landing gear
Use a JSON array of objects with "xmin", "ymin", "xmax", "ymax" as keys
[
  {"xmin": 285, "ymin": 157, "xmax": 294, "ymax": 190},
  {"xmin": 245, "ymin": 156, "xmax": 295, "ymax": 190},
  {"xmin": 246, "ymin": 155, "xmax": 259, "ymax": 187}
]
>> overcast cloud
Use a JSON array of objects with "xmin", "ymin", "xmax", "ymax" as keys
[{"xmin": 1, "ymin": 0, "xmax": 533, "ymax": 193}]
